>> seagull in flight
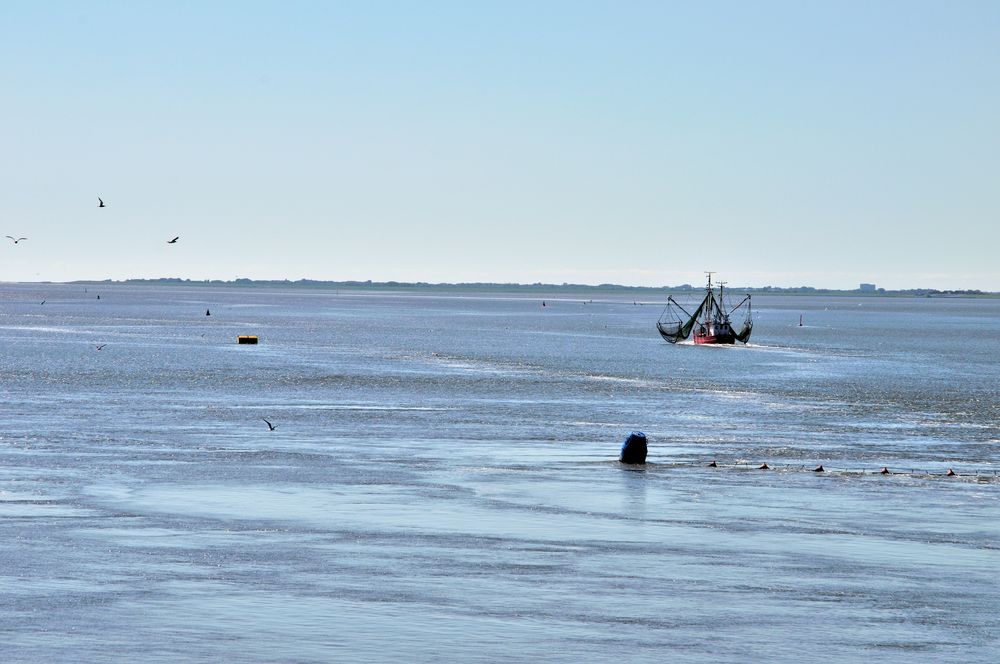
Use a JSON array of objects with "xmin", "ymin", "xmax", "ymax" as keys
[
  {"xmin": 262, "ymin": 418, "xmax": 276, "ymax": 431},
  {"xmin": 167, "ymin": 236, "xmax": 179, "ymax": 244},
  {"xmin": 6, "ymin": 236, "xmax": 27, "ymax": 244},
  {"xmin": 96, "ymin": 344, "xmax": 107, "ymax": 351},
  {"xmin": 98, "ymin": 197, "xmax": 106, "ymax": 208}
]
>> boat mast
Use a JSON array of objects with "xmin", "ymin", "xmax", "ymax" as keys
[
  {"xmin": 718, "ymin": 280, "xmax": 730, "ymax": 324},
  {"xmin": 703, "ymin": 271, "xmax": 715, "ymax": 325}
]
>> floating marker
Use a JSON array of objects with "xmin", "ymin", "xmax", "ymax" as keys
[
  {"xmin": 597, "ymin": 459, "xmax": 996, "ymax": 479},
  {"xmin": 237, "ymin": 335, "xmax": 259, "ymax": 345},
  {"xmin": 619, "ymin": 431, "xmax": 647, "ymax": 465}
]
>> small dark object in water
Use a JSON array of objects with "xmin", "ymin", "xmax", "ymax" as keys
[
  {"xmin": 813, "ymin": 465, "xmax": 825, "ymax": 472},
  {"xmin": 946, "ymin": 468, "xmax": 957, "ymax": 477},
  {"xmin": 263, "ymin": 418, "xmax": 276, "ymax": 431},
  {"xmin": 758, "ymin": 463, "xmax": 770, "ymax": 470},
  {"xmin": 237, "ymin": 335, "xmax": 259, "ymax": 344},
  {"xmin": 707, "ymin": 460, "xmax": 718, "ymax": 467},
  {"xmin": 880, "ymin": 467, "xmax": 891, "ymax": 475},
  {"xmin": 619, "ymin": 432, "xmax": 647, "ymax": 464},
  {"xmin": 206, "ymin": 309, "xmax": 211, "ymax": 316}
]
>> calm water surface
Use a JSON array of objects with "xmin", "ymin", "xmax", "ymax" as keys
[{"xmin": 1, "ymin": 284, "xmax": 998, "ymax": 662}]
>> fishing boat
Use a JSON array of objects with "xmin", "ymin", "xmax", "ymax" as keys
[{"xmin": 656, "ymin": 273, "xmax": 753, "ymax": 345}]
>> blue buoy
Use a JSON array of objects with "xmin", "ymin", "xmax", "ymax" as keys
[{"xmin": 619, "ymin": 431, "xmax": 647, "ymax": 464}]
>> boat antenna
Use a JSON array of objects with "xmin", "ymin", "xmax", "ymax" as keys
[{"xmin": 705, "ymin": 271, "xmax": 714, "ymax": 290}]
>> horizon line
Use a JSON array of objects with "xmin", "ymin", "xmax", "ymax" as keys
[{"xmin": 4, "ymin": 277, "xmax": 996, "ymax": 295}]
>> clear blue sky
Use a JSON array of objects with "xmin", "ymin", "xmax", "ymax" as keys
[{"xmin": 2, "ymin": 1, "xmax": 998, "ymax": 289}]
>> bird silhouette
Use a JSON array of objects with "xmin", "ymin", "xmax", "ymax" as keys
[
  {"xmin": 98, "ymin": 197, "xmax": 106, "ymax": 208},
  {"xmin": 167, "ymin": 236, "xmax": 179, "ymax": 244},
  {"xmin": 263, "ymin": 418, "xmax": 276, "ymax": 431},
  {"xmin": 96, "ymin": 344, "xmax": 107, "ymax": 351},
  {"xmin": 6, "ymin": 236, "xmax": 27, "ymax": 243}
]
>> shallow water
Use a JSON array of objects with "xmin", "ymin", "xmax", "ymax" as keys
[{"xmin": 1, "ymin": 284, "xmax": 998, "ymax": 662}]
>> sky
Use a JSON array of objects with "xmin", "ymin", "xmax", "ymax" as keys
[{"xmin": 1, "ymin": 1, "xmax": 998, "ymax": 289}]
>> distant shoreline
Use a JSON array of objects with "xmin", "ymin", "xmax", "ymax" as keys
[{"xmin": 10, "ymin": 278, "xmax": 991, "ymax": 298}]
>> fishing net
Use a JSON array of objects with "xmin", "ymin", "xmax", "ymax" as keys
[{"xmin": 656, "ymin": 297, "xmax": 706, "ymax": 343}]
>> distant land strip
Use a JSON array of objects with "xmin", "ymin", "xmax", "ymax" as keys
[{"xmin": 53, "ymin": 278, "xmax": 999, "ymax": 297}]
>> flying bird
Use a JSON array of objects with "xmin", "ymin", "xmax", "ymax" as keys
[
  {"xmin": 96, "ymin": 344, "xmax": 107, "ymax": 351},
  {"xmin": 167, "ymin": 236, "xmax": 179, "ymax": 244},
  {"xmin": 98, "ymin": 197, "xmax": 106, "ymax": 208},
  {"xmin": 262, "ymin": 418, "xmax": 276, "ymax": 431},
  {"xmin": 6, "ymin": 236, "xmax": 27, "ymax": 244}
]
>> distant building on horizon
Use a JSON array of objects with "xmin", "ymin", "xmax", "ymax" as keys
[{"xmin": 859, "ymin": 283, "xmax": 876, "ymax": 292}]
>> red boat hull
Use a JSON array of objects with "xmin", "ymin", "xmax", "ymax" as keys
[
  {"xmin": 693, "ymin": 322, "xmax": 737, "ymax": 344},
  {"xmin": 693, "ymin": 331, "xmax": 736, "ymax": 344}
]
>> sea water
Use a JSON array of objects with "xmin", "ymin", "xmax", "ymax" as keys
[{"xmin": 1, "ymin": 284, "xmax": 998, "ymax": 663}]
